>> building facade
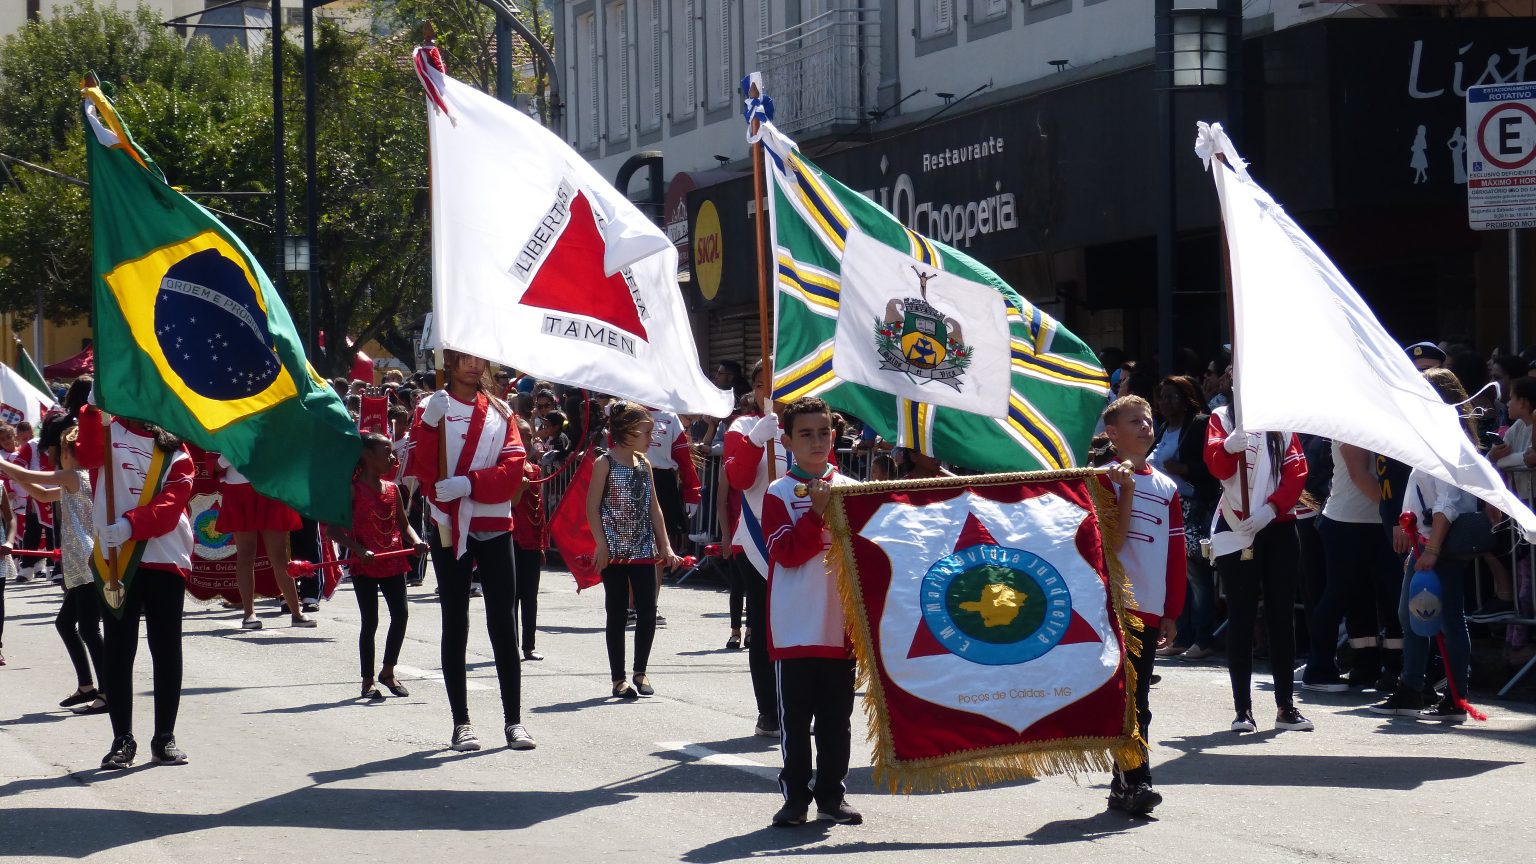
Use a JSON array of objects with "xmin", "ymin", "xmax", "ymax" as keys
[{"xmin": 550, "ymin": 0, "xmax": 1536, "ymax": 377}]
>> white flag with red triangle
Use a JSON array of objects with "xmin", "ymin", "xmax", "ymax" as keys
[
  {"xmin": 413, "ymin": 47, "xmax": 732, "ymax": 417},
  {"xmin": 0, "ymin": 362, "xmax": 56, "ymax": 428}
]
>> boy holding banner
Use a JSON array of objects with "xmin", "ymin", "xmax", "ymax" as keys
[
  {"xmin": 762, "ymin": 397, "xmax": 861, "ymax": 828},
  {"xmin": 1100, "ymin": 395, "xmax": 1186, "ymax": 816}
]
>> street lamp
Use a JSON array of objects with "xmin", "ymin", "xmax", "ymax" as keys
[
  {"xmin": 284, "ymin": 234, "xmax": 311, "ymax": 272},
  {"xmin": 1170, "ymin": 9, "xmax": 1229, "ymax": 88}
]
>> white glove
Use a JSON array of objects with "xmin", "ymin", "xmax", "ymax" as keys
[
  {"xmin": 99, "ymin": 518, "xmax": 133, "ymax": 550},
  {"xmin": 685, "ymin": 502, "xmax": 699, "ymax": 518},
  {"xmin": 87, "ymin": 383, "xmax": 98, "ymax": 406},
  {"xmin": 747, "ymin": 413, "xmax": 780, "ymax": 446},
  {"xmin": 435, "ymin": 476, "xmax": 471, "ymax": 502},
  {"xmin": 1223, "ymin": 428, "xmax": 1250, "ymax": 454},
  {"xmin": 420, "ymin": 389, "xmax": 451, "ymax": 426},
  {"xmin": 1240, "ymin": 503, "xmax": 1277, "ymax": 534},
  {"xmin": 216, "ymin": 454, "xmax": 232, "ymax": 472}
]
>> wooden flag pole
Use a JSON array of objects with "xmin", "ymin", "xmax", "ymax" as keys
[
  {"xmin": 1215, "ymin": 152, "xmax": 1254, "ymax": 561},
  {"xmin": 422, "ymin": 21, "xmax": 452, "ymax": 549},
  {"xmin": 750, "ymin": 105, "xmax": 776, "ymax": 470},
  {"xmin": 84, "ymin": 71, "xmax": 125, "ymax": 596}
]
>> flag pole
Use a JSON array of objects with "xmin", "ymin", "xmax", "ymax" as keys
[
  {"xmin": 750, "ymin": 110, "xmax": 775, "ymax": 468},
  {"xmin": 1216, "ymin": 152, "xmax": 1254, "ymax": 561},
  {"xmin": 422, "ymin": 21, "xmax": 453, "ymax": 550},
  {"xmin": 83, "ymin": 71, "xmax": 122, "ymax": 594}
]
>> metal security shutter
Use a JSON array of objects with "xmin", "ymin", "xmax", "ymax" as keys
[{"xmin": 707, "ymin": 312, "xmax": 759, "ymax": 373}]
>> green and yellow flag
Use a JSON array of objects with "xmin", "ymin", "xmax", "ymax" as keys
[{"xmin": 82, "ymin": 81, "xmax": 359, "ymax": 524}]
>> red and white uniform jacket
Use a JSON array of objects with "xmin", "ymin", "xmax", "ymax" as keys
[
  {"xmin": 76, "ymin": 407, "xmax": 195, "ymax": 575},
  {"xmin": 1098, "ymin": 466, "xmax": 1186, "ymax": 626},
  {"xmin": 761, "ymin": 470, "xmax": 857, "ymax": 661},
  {"xmin": 1203, "ymin": 406, "xmax": 1307, "ymax": 558},
  {"xmin": 408, "ymin": 391, "xmax": 526, "ymax": 558},
  {"xmin": 645, "ymin": 409, "xmax": 701, "ymax": 504},
  {"xmin": 723, "ymin": 413, "xmax": 788, "ymax": 577},
  {"xmin": 12, "ymin": 440, "xmax": 55, "ymax": 529}
]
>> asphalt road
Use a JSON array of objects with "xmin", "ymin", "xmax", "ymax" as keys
[{"xmin": 1, "ymin": 565, "xmax": 1533, "ymax": 863}]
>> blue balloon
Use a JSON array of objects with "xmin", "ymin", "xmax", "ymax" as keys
[{"xmin": 1407, "ymin": 568, "xmax": 1444, "ymax": 637}]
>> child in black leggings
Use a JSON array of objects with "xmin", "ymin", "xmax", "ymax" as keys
[
  {"xmin": 586, "ymin": 402, "xmax": 682, "ymax": 699},
  {"xmin": 331, "ymin": 434, "xmax": 425, "ymax": 700}
]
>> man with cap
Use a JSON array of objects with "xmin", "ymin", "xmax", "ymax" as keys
[{"xmin": 1406, "ymin": 342, "xmax": 1447, "ymax": 371}]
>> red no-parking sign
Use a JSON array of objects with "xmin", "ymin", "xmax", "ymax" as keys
[{"xmin": 1468, "ymin": 83, "xmax": 1536, "ymax": 231}]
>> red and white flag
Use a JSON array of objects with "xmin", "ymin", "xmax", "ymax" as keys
[
  {"xmin": 414, "ymin": 49, "xmax": 732, "ymax": 417},
  {"xmin": 0, "ymin": 362, "xmax": 55, "ymax": 428}
]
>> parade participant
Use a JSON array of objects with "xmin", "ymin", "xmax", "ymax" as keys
[
  {"xmin": 77, "ymin": 402, "xmax": 196, "ymax": 769},
  {"xmin": 216, "ymin": 454, "xmax": 313, "ymax": 630},
  {"xmin": 1099, "ymin": 395, "xmax": 1185, "ymax": 816},
  {"xmin": 1405, "ymin": 341, "xmax": 1446, "ymax": 371},
  {"xmin": 1476, "ymin": 376, "xmax": 1536, "ymax": 622},
  {"xmin": 511, "ymin": 417, "xmax": 545, "ymax": 662},
  {"xmin": 724, "ymin": 363, "xmax": 786, "ymax": 737},
  {"xmin": 645, "ymin": 406, "xmax": 701, "ymax": 626},
  {"xmin": 762, "ymin": 396, "xmax": 861, "ymax": 827},
  {"xmin": 587, "ymin": 402, "xmax": 682, "ymax": 698},
  {"xmin": 1151, "ymin": 375, "xmax": 1219, "ymax": 660},
  {"xmin": 0, "ymin": 427, "xmax": 103, "ymax": 712},
  {"xmin": 410, "ymin": 349, "xmax": 534, "ymax": 752},
  {"xmin": 1372, "ymin": 369, "xmax": 1489, "ymax": 723},
  {"xmin": 0, "ymin": 466, "xmax": 14, "ymax": 667},
  {"xmin": 11, "ymin": 420, "xmax": 53, "ymax": 584},
  {"xmin": 1204, "ymin": 368, "xmax": 1313, "ymax": 733},
  {"xmin": 329, "ymin": 433, "xmax": 423, "ymax": 701}
]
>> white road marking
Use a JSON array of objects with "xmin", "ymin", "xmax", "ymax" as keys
[
  {"xmin": 657, "ymin": 740, "xmax": 779, "ymax": 780},
  {"xmin": 392, "ymin": 663, "xmax": 491, "ymax": 691}
]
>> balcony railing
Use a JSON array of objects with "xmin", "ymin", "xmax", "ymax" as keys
[{"xmin": 757, "ymin": 4, "xmax": 880, "ymax": 136}]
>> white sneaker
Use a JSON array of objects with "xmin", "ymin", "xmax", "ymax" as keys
[
  {"xmin": 450, "ymin": 724, "xmax": 481, "ymax": 752},
  {"xmin": 505, "ymin": 723, "xmax": 536, "ymax": 750},
  {"xmin": 687, "ymin": 532, "xmax": 713, "ymax": 545}
]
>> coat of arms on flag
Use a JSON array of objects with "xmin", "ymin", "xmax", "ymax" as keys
[{"xmin": 825, "ymin": 472, "xmax": 1143, "ymax": 792}]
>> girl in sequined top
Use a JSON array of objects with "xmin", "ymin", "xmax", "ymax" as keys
[{"xmin": 586, "ymin": 401, "xmax": 682, "ymax": 699}]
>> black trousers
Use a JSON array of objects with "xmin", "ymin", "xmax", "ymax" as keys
[
  {"xmin": 739, "ymin": 558, "xmax": 777, "ymax": 722},
  {"xmin": 354, "ymin": 574, "xmax": 408, "ymax": 678},
  {"xmin": 102, "ymin": 568, "xmax": 184, "ymax": 739},
  {"xmin": 429, "ymin": 532, "xmax": 521, "ymax": 726},
  {"xmin": 1217, "ymin": 520, "xmax": 1301, "ymax": 712},
  {"xmin": 1113, "ymin": 624, "xmax": 1156, "ymax": 789},
  {"xmin": 603, "ymin": 563, "xmax": 656, "ymax": 681},
  {"xmin": 0, "ymin": 574, "xmax": 7, "ymax": 650},
  {"xmin": 728, "ymin": 563, "xmax": 745, "ymax": 631},
  {"xmin": 22, "ymin": 517, "xmax": 54, "ymax": 560},
  {"xmin": 775, "ymin": 657, "xmax": 856, "ymax": 809},
  {"xmin": 1311, "ymin": 518, "xmax": 1401, "ymax": 676},
  {"xmin": 513, "ymin": 542, "xmax": 541, "ymax": 653},
  {"xmin": 57, "ymin": 583, "xmax": 105, "ymax": 687}
]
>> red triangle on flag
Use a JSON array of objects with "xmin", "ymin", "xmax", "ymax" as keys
[
  {"xmin": 518, "ymin": 191, "xmax": 648, "ymax": 340},
  {"xmin": 1058, "ymin": 611, "xmax": 1102, "ymax": 645},
  {"xmin": 954, "ymin": 511, "xmax": 998, "ymax": 551},
  {"xmin": 906, "ymin": 619, "xmax": 950, "ymax": 659}
]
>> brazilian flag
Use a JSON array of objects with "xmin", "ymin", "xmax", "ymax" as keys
[{"xmin": 82, "ymin": 81, "xmax": 359, "ymax": 524}]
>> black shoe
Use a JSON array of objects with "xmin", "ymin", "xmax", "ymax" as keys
[
  {"xmin": 726, "ymin": 635, "xmax": 742, "ymax": 650},
  {"xmin": 1373, "ymin": 671, "xmax": 1400, "ymax": 693},
  {"xmin": 613, "ymin": 681, "xmax": 639, "ymax": 699},
  {"xmin": 1298, "ymin": 667, "xmax": 1349, "ymax": 693},
  {"xmin": 1109, "ymin": 782, "xmax": 1162, "ymax": 816},
  {"xmin": 1230, "ymin": 709, "xmax": 1257, "ymax": 733},
  {"xmin": 522, "ymin": 650, "xmax": 544, "ymax": 662},
  {"xmin": 816, "ymin": 800, "xmax": 863, "ymax": 825},
  {"xmin": 101, "ymin": 735, "xmax": 137, "ymax": 770},
  {"xmin": 362, "ymin": 685, "xmax": 384, "ymax": 701},
  {"xmin": 754, "ymin": 715, "xmax": 781, "ymax": 737},
  {"xmin": 1275, "ymin": 705, "xmax": 1314, "ymax": 731},
  {"xmin": 1420, "ymin": 696, "xmax": 1469, "ymax": 725},
  {"xmin": 654, "ymin": 612, "xmax": 667, "ymax": 626},
  {"xmin": 300, "ymin": 600, "xmax": 320, "ymax": 614},
  {"xmin": 1369, "ymin": 688, "xmax": 1426, "ymax": 717},
  {"xmin": 60, "ymin": 688, "xmax": 99, "ymax": 708},
  {"xmin": 150, "ymin": 734, "xmax": 188, "ymax": 765},
  {"xmin": 633, "ymin": 675, "xmax": 655, "ymax": 697},
  {"xmin": 772, "ymin": 802, "xmax": 810, "ymax": 827},
  {"xmin": 379, "ymin": 676, "xmax": 410, "ymax": 698}
]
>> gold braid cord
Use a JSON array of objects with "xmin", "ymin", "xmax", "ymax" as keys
[{"xmin": 825, "ymin": 469, "xmax": 1146, "ymax": 794}]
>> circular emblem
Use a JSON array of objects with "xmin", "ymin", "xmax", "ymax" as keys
[
  {"xmin": 920, "ymin": 543, "xmax": 1073, "ymax": 666},
  {"xmin": 189, "ymin": 492, "xmax": 237, "ymax": 560},
  {"xmin": 156, "ymin": 247, "xmax": 280, "ymax": 401},
  {"xmin": 693, "ymin": 200, "xmax": 724, "ymax": 301}
]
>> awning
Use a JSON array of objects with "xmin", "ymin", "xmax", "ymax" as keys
[{"xmin": 43, "ymin": 346, "xmax": 93, "ymax": 379}]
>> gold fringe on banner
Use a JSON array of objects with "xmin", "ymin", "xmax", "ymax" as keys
[{"xmin": 824, "ymin": 468, "xmax": 1147, "ymax": 795}]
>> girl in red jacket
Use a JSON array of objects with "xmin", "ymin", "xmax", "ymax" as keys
[{"xmin": 1204, "ymin": 391, "xmax": 1312, "ymax": 735}]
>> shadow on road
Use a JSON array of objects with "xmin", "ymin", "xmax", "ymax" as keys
[{"xmin": 1155, "ymin": 730, "xmax": 1520, "ymax": 789}]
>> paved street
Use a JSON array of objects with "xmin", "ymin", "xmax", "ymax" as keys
[{"xmin": 2, "ymin": 566, "xmax": 1533, "ymax": 864}]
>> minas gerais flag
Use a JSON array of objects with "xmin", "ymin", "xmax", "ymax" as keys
[
  {"xmin": 82, "ymin": 81, "xmax": 359, "ymax": 524},
  {"xmin": 759, "ymin": 122, "xmax": 1108, "ymax": 471}
]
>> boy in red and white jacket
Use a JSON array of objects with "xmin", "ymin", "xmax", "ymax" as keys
[
  {"xmin": 1099, "ymin": 395, "xmax": 1185, "ymax": 817},
  {"xmin": 761, "ymin": 396, "xmax": 861, "ymax": 828}
]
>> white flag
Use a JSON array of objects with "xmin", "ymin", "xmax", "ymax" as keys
[
  {"xmin": 831, "ymin": 227, "xmax": 1012, "ymax": 417},
  {"xmin": 1197, "ymin": 121, "xmax": 1536, "ymax": 542},
  {"xmin": 414, "ymin": 50, "xmax": 732, "ymax": 417},
  {"xmin": 0, "ymin": 363, "xmax": 55, "ymax": 428}
]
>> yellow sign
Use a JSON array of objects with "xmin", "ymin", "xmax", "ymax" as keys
[{"xmin": 693, "ymin": 200, "xmax": 724, "ymax": 301}]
